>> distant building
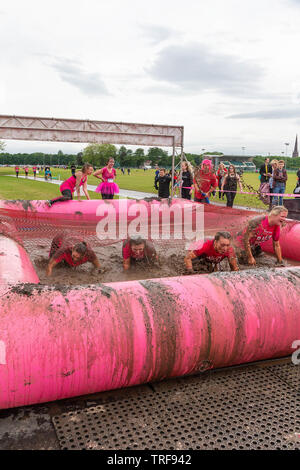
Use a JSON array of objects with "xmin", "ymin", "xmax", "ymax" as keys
[
  {"xmin": 292, "ymin": 135, "xmax": 299, "ymax": 158},
  {"xmin": 204, "ymin": 155, "xmax": 256, "ymax": 171}
]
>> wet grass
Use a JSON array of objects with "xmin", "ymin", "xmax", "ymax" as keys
[{"xmin": 0, "ymin": 167, "xmax": 298, "ymax": 208}]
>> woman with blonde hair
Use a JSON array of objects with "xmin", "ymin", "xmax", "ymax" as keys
[{"xmin": 234, "ymin": 205, "xmax": 288, "ymax": 266}]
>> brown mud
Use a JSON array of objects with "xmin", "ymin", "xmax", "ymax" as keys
[{"xmin": 24, "ymin": 239, "xmax": 300, "ymax": 286}]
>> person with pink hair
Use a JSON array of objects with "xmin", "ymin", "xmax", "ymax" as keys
[
  {"xmin": 93, "ymin": 158, "xmax": 119, "ymax": 199},
  {"xmin": 193, "ymin": 159, "xmax": 218, "ymax": 204}
]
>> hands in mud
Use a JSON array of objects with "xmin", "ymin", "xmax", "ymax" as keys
[
  {"xmin": 247, "ymin": 256, "xmax": 256, "ymax": 266},
  {"xmin": 185, "ymin": 267, "xmax": 195, "ymax": 275}
]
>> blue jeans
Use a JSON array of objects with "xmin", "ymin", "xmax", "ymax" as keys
[{"xmin": 273, "ymin": 183, "xmax": 285, "ymax": 206}]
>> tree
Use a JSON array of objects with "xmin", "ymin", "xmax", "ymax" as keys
[
  {"xmin": 82, "ymin": 144, "xmax": 117, "ymax": 168},
  {"xmin": 147, "ymin": 147, "xmax": 169, "ymax": 165},
  {"xmin": 76, "ymin": 152, "xmax": 84, "ymax": 166},
  {"xmin": 0, "ymin": 141, "xmax": 6, "ymax": 152}
]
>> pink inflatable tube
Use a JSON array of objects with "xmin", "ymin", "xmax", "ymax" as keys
[
  {"xmin": 0, "ymin": 199, "xmax": 300, "ymax": 260},
  {"xmin": 0, "ymin": 267, "xmax": 300, "ymax": 409},
  {"xmin": 0, "ymin": 234, "xmax": 39, "ymax": 285}
]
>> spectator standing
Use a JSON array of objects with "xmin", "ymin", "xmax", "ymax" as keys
[
  {"xmin": 216, "ymin": 163, "xmax": 228, "ymax": 199},
  {"xmin": 155, "ymin": 168, "xmax": 171, "ymax": 199},
  {"xmin": 273, "ymin": 160, "xmax": 287, "ymax": 206},
  {"xmin": 181, "ymin": 161, "xmax": 193, "ymax": 200},
  {"xmin": 221, "ymin": 164, "xmax": 243, "ymax": 208},
  {"xmin": 268, "ymin": 160, "xmax": 278, "ymax": 209}
]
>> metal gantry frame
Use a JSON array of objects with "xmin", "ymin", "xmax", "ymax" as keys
[{"xmin": 0, "ymin": 114, "xmax": 184, "ymax": 200}]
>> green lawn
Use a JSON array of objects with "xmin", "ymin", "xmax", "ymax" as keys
[{"xmin": 0, "ymin": 167, "xmax": 298, "ymax": 209}]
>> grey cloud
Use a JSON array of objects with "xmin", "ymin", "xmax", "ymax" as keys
[
  {"xmin": 228, "ymin": 107, "xmax": 300, "ymax": 119},
  {"xmin": 139, "ymin": 24, "xmax": 176, "ymax": 44},
  {"xmin": 51, "ymin": 58, "xmax": 110, "ymax": 96},
  {"xmin": 146, "ymin": 43, "xmax": 263, "ymax": 96}
]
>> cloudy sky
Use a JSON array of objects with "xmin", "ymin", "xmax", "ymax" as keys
[{"xmin": 1, "ymin": 0, "xmax": 300, "ymax": 156}]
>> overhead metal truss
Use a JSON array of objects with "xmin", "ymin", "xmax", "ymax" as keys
[{"xmin": 0, "ymin": 115, "xmax": 184, "ymax": 149}]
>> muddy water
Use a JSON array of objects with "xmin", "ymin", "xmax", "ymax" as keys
[{"xmin": 24, "ymin": 239, "xmax": 300, "ymax": 286}]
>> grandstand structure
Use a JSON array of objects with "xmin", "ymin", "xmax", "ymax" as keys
[{"xmin": 206, "ymin": 155, "xmax": 256, "ymax": 172}]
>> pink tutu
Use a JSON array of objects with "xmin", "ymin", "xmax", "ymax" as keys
[{"xmin": 95, "ymin": 181, "xmax": 119, "ymax": 195}]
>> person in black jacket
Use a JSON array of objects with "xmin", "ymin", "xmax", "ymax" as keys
[
  {"xmin": 259, "ymin": 158, "xmax": 272, "ymax": 184},
  {"xmin": 154, "ymin": 169, "xmax": 171, "ymax": 199},
  {"xmin": 181, "ymin": 161, "xmax": 193, "ymax": 200}
]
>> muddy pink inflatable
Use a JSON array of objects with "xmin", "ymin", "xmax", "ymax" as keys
[{"xmin": 0, "ymin": 199, "xmax": 300, "ymax": 409}]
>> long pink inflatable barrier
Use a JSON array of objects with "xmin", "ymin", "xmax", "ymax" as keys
[{"xmin": 0, "ymin": 267, "xmax": 300, "ymax": 409}]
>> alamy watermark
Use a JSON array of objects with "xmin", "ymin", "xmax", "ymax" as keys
[
  {"xmin": 291, "ymin": 340, "xmax": 300, "ymax": 365},
  {"xmin": 95, "ymin": 199, "xmax": 204, "ymax": 248}
]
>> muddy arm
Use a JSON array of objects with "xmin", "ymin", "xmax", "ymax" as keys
[
  {"xmin": 184, "ymin": 251, "xmax": 197, "ymax": 271},
  {"xmin": 273, "ymin": 240, "xmax": 283, "ymax": 264},
  {"xmin": 123, "ymin": 258, "xmax": 131, "ymax": 270},
  {"xmin": 228, "ymin": 256, "xmax": 239, "ymax": 271},
  {"xmin": 46, "ymin": 258, "xmax": 59, "ymax": 277}
]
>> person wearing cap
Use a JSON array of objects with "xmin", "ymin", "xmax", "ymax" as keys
[
  {"xmin": 46, "ymin": 233, "xmax": 100, "ymax": 276},
  {"xmin": 122, "ymin": 237, "xmax": 158, "ymax": 270},
  {"xmin": 193, "ymin": 159, "xmax": 218, "ymax": 203},
  {"xmin": 184, "ymin": 231, "xmax": 239, "ymax": 273}
]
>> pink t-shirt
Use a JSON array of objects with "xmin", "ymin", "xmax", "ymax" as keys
[
  {"xmin": 60, "ymin": 175, "xmax": 87, "ymax": 193},
  {"xmin": 194, "ymin": 239, "xmax": 236, "ymax": 263},
  {"xmin": 102, "ymin": 167, "xmax": 116, "ymax": 181},
  {"xmin": 236, "ymin": 216, "xmax": 280, "ymax": 248}
]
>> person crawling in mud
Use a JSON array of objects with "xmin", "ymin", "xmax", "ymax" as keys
[
  {"xmin": 184, "ymin": 231, "xmax": 239, "ymax": 273},
  {"xmin": 234, "ymin": 205, "xmax": 288, "ymax": 267},
  {"xmin": 123, "ymin": 236, "xmax": 158, "ymax": 270},
  {"xmin": 46, "ymin": 233, "xmax": 101, "ymax": 276}
]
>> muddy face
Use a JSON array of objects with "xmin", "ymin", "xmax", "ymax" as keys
[
  {"xmin": 131, "ymin": 243, "xmax": 145, "ymax": 259},
  {"xmin": 214, "ymin": 237, "xmax": 231, "ymax": 254}
]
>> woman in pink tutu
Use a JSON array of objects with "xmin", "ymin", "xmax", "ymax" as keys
[{"xmin": 93, "ymin": 158, "xmax": 119, "ymax": 199}]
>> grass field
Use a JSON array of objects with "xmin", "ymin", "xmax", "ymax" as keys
[{"xmin": 0, "ymin": 166, "xmax": 298, "ymax": 209}]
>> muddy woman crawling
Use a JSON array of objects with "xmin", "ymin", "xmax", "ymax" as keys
[
  {"xmin": 46, "ymin": 233, "xmax": 101, "ymax": 277},
  {"xmin": 122, "ymin": 236, "xmax": 158, "ymax": 271},
  {"xmin": 184, "ymin": 231, "xmax": 239, "ymax": 273},
  {"xmin": 234, "ymin": 205, "xmax": 288, "ymax": 267}
]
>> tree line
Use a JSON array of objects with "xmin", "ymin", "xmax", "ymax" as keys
[{"xmin": 1, "ymin": 141, "xmax": 299, "ymax": 170}]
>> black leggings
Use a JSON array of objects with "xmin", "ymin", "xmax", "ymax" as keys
[
  {"xmin": 50, "ymin": 189, "xmax": 73, "ymax": 205},
  {"xmin": 225, "ymin": 191, "xmax": 236, "ymax": 208},
  {"xmin": 101, "ymin": 193, "xmax": 114, "ymax": 200},
  {"xmin": 218, "ymin": 182, "xmax": 223, "ymax": 199},
  {"xmin": 181, "ymin": 188, "xmax": 191, "ymax": 200}
]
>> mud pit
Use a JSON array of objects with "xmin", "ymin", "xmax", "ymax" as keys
[{"xmin": 24, "ymin": 239, "xmax": 300, "ymax": 286}]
